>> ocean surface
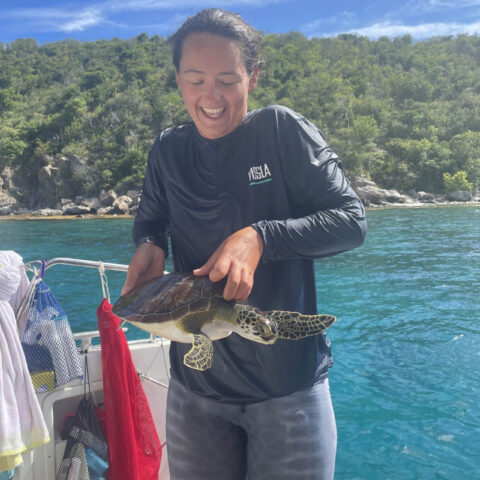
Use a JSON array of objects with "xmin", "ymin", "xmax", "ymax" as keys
[{"xmin": 1, "ymin": 206, "xmax": 479, "ymax": 479}]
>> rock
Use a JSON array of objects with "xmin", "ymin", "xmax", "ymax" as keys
[
  {"xmin": 37, "ymin": 155, "xmax": 89, "ymax": 208},
  {"xmin": 0, "ymin": 167, "xmax": 15, "ymax": 192},
  {"xmin": 31, "ymin": 209, "xmax": 63, "ymax": 217},
  {"xmin": 110, "ymin": 197, "xmax": 130, "ymax": 214},
  {"xmin": 97, "ymin": 206, "xmax": 114, "ymax": 215},
  {"xmin": 37, "ymin": 164, "xmax": 57, "ymax": 181},
  {"xmin": 0, "ymin": 191, "xmax": 17, "ymax": 209},
  {"xmin": 1, "ymin": 162, "xmax": 77, "ymax": 210},
  {"xmin": 37, "ymin": 165, "xmax": 61, "ymax": 208},
  {"xmin": 353, "ymin": 185, "xmax": 387, "ymax": 206},
  {"xmin": 60, "ymin": 198, "xmax": 73, "ymax": 206},
  {"xmin": 62, "ymin": 204, "xmax": 91, "ymax": 215},
  {"xmin": 354, "ymin": 185, "xmax": 417, "ymax": 207},
  {"xmin": 352, "ymin": 177, "xmax": 421, "ymax": 206},
  {"xmin": 1, "ymin": 167, "xmax": 23, "ymax": 206},
  {"xmin": 127, "ymin": 190, "xmax": 141, "ymax": 205},
  {"xmin": 100, "ymin": 189, "xmax": 117, "ymax": 206},
  {"xmin": 118, "ymin": 194, "xmax": 133, "ymax": 206},
  {"xmin": 447, "ymin": 191, "xmax": 473, "ymax": 202},
  {"xmin": 12, "ymin": 208, "xmax": 33, "ymax": 215},
  {"xmin": 384, "ymin": 189, "xmax": 413, "ymax": 204},
  {"xmin": 417, "ymin": 191, "xmax": 436, "ymax": 203},
  {"xmin": 79, "ymin": 197, "xmax": 102, "ymax": 212},
  {"xmin": 406, "ymin": 189, "xmax": 418, "ymax": 199},
  {"xmin": 0, "ymin": 206, "xmax": 12, "ymax": 215}
]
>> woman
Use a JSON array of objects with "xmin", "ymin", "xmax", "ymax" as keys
[{"xmin": 122, "ymin": 8, "xmax": 367, "ymax": 479}]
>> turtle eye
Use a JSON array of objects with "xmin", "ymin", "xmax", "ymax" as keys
[{"xmin": 256, "ymin": 319, "xmax": 272, "ymax": 337}]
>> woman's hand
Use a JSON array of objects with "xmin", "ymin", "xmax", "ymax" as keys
[
  {"xmin": 121, "ymin": 243, "xmax": 166, "ymax": 295},
  {"xmin": 193, "ymin": 226, "xmax": 264, "ymax": 301}
]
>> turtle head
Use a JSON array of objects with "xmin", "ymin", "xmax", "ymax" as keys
[
  {"xmin": 255, "ymin": 315, "xmax": 278, "ymax": 343},
  {"xmin": 234, "ymin": 306, "xmax": 277, "ymax": 344}
]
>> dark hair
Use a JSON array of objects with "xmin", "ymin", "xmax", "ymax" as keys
[{"xmin": 170, "ymin": 8, "xmax": 264, "ymax": 76}]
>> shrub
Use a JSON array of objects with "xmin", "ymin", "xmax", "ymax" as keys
[{"xmin": 443, "ymin": 171, "xmax": 473, "ymax": 193}]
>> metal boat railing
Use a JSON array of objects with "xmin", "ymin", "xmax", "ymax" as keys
[{"xmin": 25, "ymin": 257, "xmax": 129, "ymax": 273}]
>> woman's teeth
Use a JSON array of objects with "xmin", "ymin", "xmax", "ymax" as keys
[{"xmin": 202, "ymin": 107, "xmax": 224, "ymax": 118}]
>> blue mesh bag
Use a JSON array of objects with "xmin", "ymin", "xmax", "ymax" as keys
[{"xmin": 21, "ymin": 278, "xmax": 83, "ymax": 391}]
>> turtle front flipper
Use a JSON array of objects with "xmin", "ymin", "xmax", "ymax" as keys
[
  {"xmin": 265, "ymin": 311, "xmax": 336, "ymax": 340},
  {"xmin": 183, "ymin": 334, "xmax": 214, "ymax": 371}
]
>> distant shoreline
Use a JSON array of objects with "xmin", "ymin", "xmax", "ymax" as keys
[
  {"xmin": 0, "ymin": 214, "xmax": 134, "ymax": 221},
  {"xmin": 1, "ymin": 202, "xmax": 479, "ymax": 222},
  {"xmin": 364, "ymin": 201, "xmax": 480, "ymax": 211}
]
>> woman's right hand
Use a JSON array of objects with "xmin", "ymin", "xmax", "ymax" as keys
[{"xmin": 121, "ymin": 243, "xmax": 166, "ymax": 295}]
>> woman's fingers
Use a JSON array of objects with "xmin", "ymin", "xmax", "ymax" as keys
[
  {"xmin": 193, "ymin": 227, "xmax": 263, "ymax": 301},
  {"xmin": 233, "ymin": 269, "xmax": 253, "ymax": 302},
  {"xmin": 208, "ymin": 255, "xmax": 231, "ymax": 283},
  {"xmin": 193, "ymin": 255, "xmax": 215, "ymax": 277},
  {"xmin": 223, "ymin": 264, "xmax": 241, "ymax": 301}
]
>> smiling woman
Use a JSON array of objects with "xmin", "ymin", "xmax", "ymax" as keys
[{"xmin": 121, "ymin": 7, "xmax": 366, "ymax": 480}]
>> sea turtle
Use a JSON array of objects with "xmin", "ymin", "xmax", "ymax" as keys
[{"xmin": 112, "ymin": 272, "xmax": 336, "ymax": 371}]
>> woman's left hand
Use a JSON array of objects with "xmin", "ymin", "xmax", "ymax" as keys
[{"xmin": 193, "ymin": 226, "xmax": 264, "ymax": 301}]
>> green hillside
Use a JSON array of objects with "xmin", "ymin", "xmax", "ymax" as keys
[{"xmin": 1, "ymin": 32, "xmax": 479, "ymax": 200}]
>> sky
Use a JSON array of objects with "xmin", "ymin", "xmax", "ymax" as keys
[{"xmin": 1, "ymin": 0, "xmax": 480, "ymax": 44}]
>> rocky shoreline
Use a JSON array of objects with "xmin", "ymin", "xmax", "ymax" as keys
[
  {"xmin": 0, "ymin": 188, "xmax": 141, "ymax": 218},
  {"xmin": 350, "ymin": 176, "xmax": 480, "ymax": 208},
  {"xmin": 0, "ymin": 176, "xmax": 479, "ymax": 219}
]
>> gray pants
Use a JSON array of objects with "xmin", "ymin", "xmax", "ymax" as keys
[{"xmin": 166, "ymin": 376, "xmax": 337, "ymax": 480}]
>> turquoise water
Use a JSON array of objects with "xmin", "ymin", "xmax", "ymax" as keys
[{"xmin": 1, "ymin": 206, "xmax": 479, "ymax": 479}]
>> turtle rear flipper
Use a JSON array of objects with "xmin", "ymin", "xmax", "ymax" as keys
[
  {"xmin": 265, "ymin": 311, "xmax": 336, "ymax": 340},
  {"xmin": 183, "ymin": 334, "xmax": 214, "ymax": 371}
]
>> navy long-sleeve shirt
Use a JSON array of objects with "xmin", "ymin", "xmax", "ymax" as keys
[{"xmin": 133, "ymin": 105, "xmax": 367, "ymax": 404}]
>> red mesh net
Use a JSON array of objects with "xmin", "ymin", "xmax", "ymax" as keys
[{"xmin": 97, "ymin": 298, "xmax": 162, "ymax": 479}]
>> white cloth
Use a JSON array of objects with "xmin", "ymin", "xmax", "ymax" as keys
[
  {"xmin": 0, "ymin": 262, "xmax": 20, "ymax": 302},
  {"xmin": 0, "ymin": 251, "xmax": 30, "ymax": 310},
  {"xmin": 0, "ymin": 251, "xmax": 31, "ymax": 337},
  {"xmin": 0, "ymin": 251, "xmax": 49, "ymax": 465}
]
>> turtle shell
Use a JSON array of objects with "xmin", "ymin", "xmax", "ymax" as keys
[{"xmin": 112, "ymin": 272, "xmax": 225, "ymax": 324}]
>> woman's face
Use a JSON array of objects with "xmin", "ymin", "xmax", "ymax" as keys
[{"xmin": 176, "ymin": 33, "xmax": 258, "ymax": 139}]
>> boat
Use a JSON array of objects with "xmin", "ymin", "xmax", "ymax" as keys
[{"xmin": 9, "ymin": 257, "xmax": 171, "ymax": 480}]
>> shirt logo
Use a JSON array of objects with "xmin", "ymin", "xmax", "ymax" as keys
[{"xmin": 248, "ymin": 163, "xmax": 272, "ymax": 186}]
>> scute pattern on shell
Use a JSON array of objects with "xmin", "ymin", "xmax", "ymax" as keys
[{"xmin": 121, "ymin": 272, "xmax": 225, "ymax": 321}]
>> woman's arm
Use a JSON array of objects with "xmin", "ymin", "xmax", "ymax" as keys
[
  {"xmin": 253, "ymin": 108, "xmax": 366, "ymax": 262},
  {"xmin": 122, "ymin": 138, "xmax": 170, "ymax": 294}
]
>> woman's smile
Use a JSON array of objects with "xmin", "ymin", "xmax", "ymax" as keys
[
  {"xmin": 201, "ymin": 106, "xmax": 226, "ymax": 119},
  {"xmin": 202, "ymin": 107, "xmax": 225, "ymax": 118}
]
